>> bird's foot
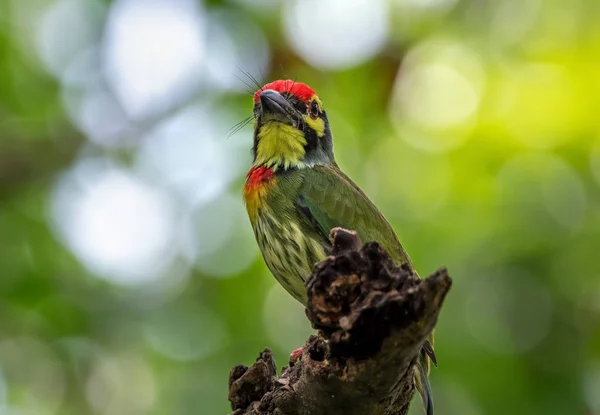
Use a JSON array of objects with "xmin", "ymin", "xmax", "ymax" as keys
[{"xmin": 289, "ymin": 347, "xmax": 303, "ymax": 365}]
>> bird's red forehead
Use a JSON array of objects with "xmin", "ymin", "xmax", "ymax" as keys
[{"xmin": 253, "ymin": 80, "xmax": 316, "ymax": 104}]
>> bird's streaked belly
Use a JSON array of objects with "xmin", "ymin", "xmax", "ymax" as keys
[{"xmin": 252, "ymin": 209, "xmax": 326, "ymax": 305}]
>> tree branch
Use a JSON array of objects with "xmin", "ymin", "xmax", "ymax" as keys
[{"xmin": 228, "ymin": 228, "xmax": 452, "ymax": 415}]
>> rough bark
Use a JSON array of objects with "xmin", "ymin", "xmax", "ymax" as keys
[{"xmin": 228, "ymin": 228, "xmax": 452, "ymax": 415}]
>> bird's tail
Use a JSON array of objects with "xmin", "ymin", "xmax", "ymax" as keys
[
  {"xmin": 414, "ymin": 332, "xmax": 436, "ymax": 415},
  {"xmin": 414, "ymin": 358, "xmax": 433, "ymax": 415}
]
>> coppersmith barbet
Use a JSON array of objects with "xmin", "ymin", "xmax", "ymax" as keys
[{"xmin": 242, "ymin": 80, "xmax": 436, "ymax": 415}]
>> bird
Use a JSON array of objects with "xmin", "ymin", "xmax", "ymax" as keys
[{"xmin": 242, "ymin": 79, "xmax": 435, "ymax": 415}]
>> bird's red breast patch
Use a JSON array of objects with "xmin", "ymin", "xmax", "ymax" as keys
[
  {"xmin": 253, "ymin": 80, "xmax": 316, "ymax": 104},
  {"xmin": 243, "ymin": 165, "xmax": 276, "ymax": 219},
  {"xmin": 244, "ymin": 165, "xmax": 275, "ymax": 189}
]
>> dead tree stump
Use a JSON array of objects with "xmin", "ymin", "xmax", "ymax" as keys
[{"xmin": 228, "ymin": 228, "xmax": 452, "ymax": 415}]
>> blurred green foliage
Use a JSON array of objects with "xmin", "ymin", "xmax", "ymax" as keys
[{"xmin": 1, "ymin": 0, "xmax": 600, "ymax": 414}]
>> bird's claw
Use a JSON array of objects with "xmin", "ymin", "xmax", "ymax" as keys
[{"xmin": 289, "ymin": 347, "xmax": 303, "ymax": 365}]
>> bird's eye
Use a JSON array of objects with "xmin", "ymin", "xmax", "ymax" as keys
[{"xmin": 308, "ymin": 101, "xmax": 320, "ymax": 119}]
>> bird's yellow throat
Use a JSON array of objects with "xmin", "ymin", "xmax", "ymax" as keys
[
  {"xmin": 253, "ymin": 116, "xmax": 325, "ymax": 170},
  {"xmin": 254, "ymin": 121, "xmax": 307, "ymax": 170}
]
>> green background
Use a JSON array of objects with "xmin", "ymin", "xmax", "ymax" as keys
[{"xmin": 1, "ymin": 0, "xmax": 599, "ymax": 414}]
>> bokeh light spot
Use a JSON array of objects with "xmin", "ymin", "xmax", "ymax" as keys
[
  {"xmin": 500, "ymin": 64, "xmax": 583, "ymax": 149},
  {"xmin": 50, "ymin": 159, "xmax": 179, "ymax": 285},
  {"xmin": 262, "ymin": 282, "xmax": 314, "ymax": 352},
  {"xmin": 489, "ymin": 0, "xmax": 541, "ymax": 47},
  {"xmin": 136, "ymin": 105, "xmax": 250, "ymax": 207},
  {"xmin": 283, "ymin": 0, "xmax": 388, "ymax": 69},
  {"xmin": 85, "ymin": 355, "xmax": 120, "ymax": 414},
  {"xmin": 86, "ymin": 355, "xmax": 156, "ymax": 414},
  {"xmin": 399, "ymin": 64, "xmax": 479, "ymax": 129},
  {"xmin": 202, "ymin": 9, "xmax": 270, "ymax": 92},
  {"xmin": 190, "ymin": 193, "xmax": 259, "ymax": 279},
  {"xmin": 365, "ymin": 139, "xmax": 452, "ymax": 222},
  {"xmin": 62, "ymin": 83, "xmax": 131, "ymax": 147},
  {"xmin": 103, "ymin": 0, "xmax": 205, "ymax": 118},
  {"xmin": 144, "ymin": 303, "xmax": 227, "ymax": 361},
  {"xmin": 390, "ymin": 38, "xmax": 485, "ymax": 152},
  {"xmin": 0, "ymin": 337, "xmax": 66, "ymax": 415},
  {"xmin": 36, "ymin": 0, "xmax": 106, "ymax": 78}
]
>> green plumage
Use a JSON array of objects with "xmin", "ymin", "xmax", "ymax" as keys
[
  {"xmin": 296, "ymin": 164, "xmax": 413, "ymax": 269},
  {"xmin": 252, "ymin": 164, "xmax": 413, "ymax": 305},
  {"xmin": 248, "ymin": 82, "xmax": 434, "ymax": 415},
  {"xmin": 250, "ymin": 163, "xmax": 434, "ymax": 415}
]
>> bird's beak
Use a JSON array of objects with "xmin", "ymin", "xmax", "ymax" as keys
[{"xmin": 259, "ymin": 89, "xmax": 298, "ymax": 125}]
